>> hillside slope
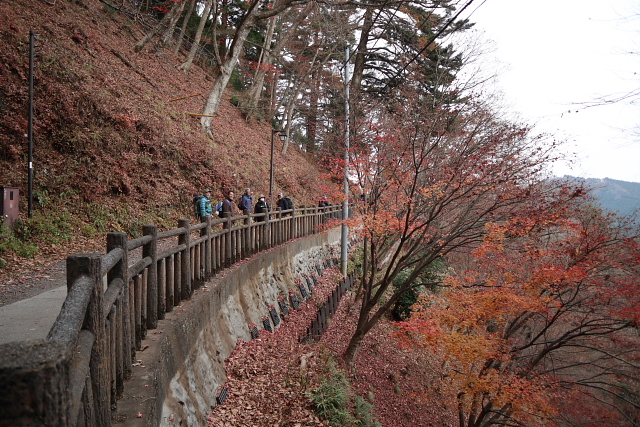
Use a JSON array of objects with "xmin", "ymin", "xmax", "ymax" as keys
[
  {"xmin": 0, "ymin": 0, "xmax": 337, "ymax": 279},
  {"xmin": 563, "ymin": 176, "xmax": 640, "ymax": 216}
]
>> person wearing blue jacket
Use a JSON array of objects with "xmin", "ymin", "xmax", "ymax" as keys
[
  {"xmin": 240, "ymin": 188, "xmax": 254, "ymax": 212},
  {"xmin": 198, "ymin": 189, "xmax": 213, "ymax": 220}
]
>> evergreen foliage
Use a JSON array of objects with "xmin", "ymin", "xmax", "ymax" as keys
[{"xmin": 310, "ymin": 353, "xmax": 381, "ymax": 427}]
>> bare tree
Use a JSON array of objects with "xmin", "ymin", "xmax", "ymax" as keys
[
  {"xmin": 173, "ymin": 0, "xmax": 198, "ymax": 55},
  {"xmin": 198, "ymin": 0, "xmax": 308, "ymax": 137},
  {"xmin": 134, "ymin": 0, "xmax": 186, "ymax": 53},
  {"xmin": 177, "ymin": 0, "xmax": 214, "ymax": 73}
]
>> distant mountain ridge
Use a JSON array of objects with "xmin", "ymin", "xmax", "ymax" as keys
[{"xmin": 564, "ymin": 176, "xmax": 640, "ymax": 216}]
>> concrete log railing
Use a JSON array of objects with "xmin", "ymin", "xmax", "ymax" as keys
[{"xmin": 0, "ymin": 204, "xmax": 348, "ymax": 427}]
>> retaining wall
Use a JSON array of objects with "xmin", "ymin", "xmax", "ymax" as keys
[{"xmin": 113, "ymin": 227, "xmax": 342, "ymax": 427}]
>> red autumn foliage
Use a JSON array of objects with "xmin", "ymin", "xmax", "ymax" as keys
[
  {"xmin": 339, "ymin": 91, "xmax": 568, "ymax": 366},
  {"xmin": 395, "ymin": 192, "xmax": 640, "ymax": 426}
]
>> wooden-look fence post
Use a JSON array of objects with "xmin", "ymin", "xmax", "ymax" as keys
[
  {"xmin": 157, "ymin": 258, "xmax": 165, "ymax": 320},
  {"xmin": 242, "ymin": 209, "xmax": 251, "ymax": 258},
  {"xmin": 173, "ymin": 254, "xmax": 180, "ymax": 305},
  {"xmin": 192, "ymin": 241, "xmax": 199, "ymax": 284},
  {"xmin": 106, "ymin": 232, "xmax": 131, "ymax": 379},
  {"xmin": 212, "ymin": 231, "xmax": 220, "ymax": 273},
  {"xmin": 178, "ymin": 219, "xmax": 191, "ymax": 300},
  {"xmin": 270, "ymin": 214, "xmax": 275, "ymax": 249},
  {"xmin": 166, "ymin": 255, "xmax": 174, "ymax": 311},
  {"xmin": 262, "ymin": 208, "xmax": 270, "ymax": 251},
  {"xmin": 133, "ymin": 275, "xmax": 143, "ymax": 349},
  {"xmin": 138, "ymin": 269, "xmax": 149, "ymax": 339},
  {"xmin": 224, "ymin": 216, "xmax": 232, "ymax": 267},
  {"xmin": 114, "ymin": 297, "xmax": 124, "ymax": 400},
  {"xmin": 204, "ymin": 216, "xmax": 212, "ymax": 279},
  {"xmin": 66, "ymin": 253, "xmax": 110, "ymax": 427},
  {"xmin": 290, "ymin": 207, "xmax": 296, "ymax": 240},
  {"xmin": 142, "ymin": 225, "xmax": 158, "ymax": 330}
]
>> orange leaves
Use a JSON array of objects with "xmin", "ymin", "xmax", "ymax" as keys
[
  {"xmin": 392, "ymin": 190, "xmax": 640, "ymax": 426},
  {"xmin": 396, "ymin": 280, "xmax": 562, "ymax": 426},
  {"xmin": 362, "ymin": 210, "xmax": 402, "ymax": 236},
  {"xmin": 417, "ymin": 183, "xmax": 446, "ymax": 201}
]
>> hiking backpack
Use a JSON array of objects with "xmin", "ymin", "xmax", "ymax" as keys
[
  {"xmin": 193, "ymin": 194, "xmax": 204, "ymax": 218},
  {"xmin": 283, "ymin": 196, "xmax": 293, "ymax": 211}
]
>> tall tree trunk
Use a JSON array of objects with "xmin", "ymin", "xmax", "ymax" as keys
[
  {"xmin": 350, "ymin": 7, "xmax": 374, "ymax": 94},
  {"xmin": 361, "ymin": 236, "xmax": 368, "ymax": 294},
  {"xmin": 281, "ymin": 94, "xmax": 297, "ymax": 154},
  {"xmin": 134, "ymin": 1, "xmax": 185, "ymax": 53},
  {"xmin": 199, "ymin": 0, "xmax": 302, "ymax": 134},
  {"xmin": 158, "ymin": 0, "xmax": 187, "ymax": 51},
  {"xmin": 177, "ymin": 0, "xmax": 214, "ymax": 73},
  {"xmin": 244, "ymin": 4, "xmax": 313, "ymax": 109},
  {"xmin": 201, "ymin": 15, "xmax": 257, "ymax": 135},
  {"xmin": 343, "ymin": 327, "xmax": 365, "ymax": 368},
  {"xmin": 173, "ymin": 0, "xmax": 197, "ymax": 55},
  {"xmin": 343, "ymin": 298, "xmax": 382, "ymax": 366},
  {"xmin": 243, "ymin": 16, "xmax": 276, "ymax": 108},
  {"xmin": 278, "ymin": 29, "xmax": 337, "ymax": 152},
  {"xmin": 218, "ymin": 0, "xmax": 229, "ymax": 59},
  {"xmin": 306, "ymin": 69, "xmax": 318, "ymax": 152}
]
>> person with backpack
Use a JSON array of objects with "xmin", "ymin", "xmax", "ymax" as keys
[
  {"xmin": 276, "ymin": 193, "xmax": 293, "ymax": 217},
  {"xmin": 254, "ymin": 195, "xmax": 269, "ymax": 222},
  {"xmin": 318, "ymin": 195, "xmax": 331, "ymax": 208},
  {"xmin": 221, "ymin": 190, "xmax": 238, "ymax": 223},
  {"xmin": 239, "ymin": 188, "xmax": 254, "ymax": 213},
  {"xmin": 195, "ymin": 189, "xmax": 213, "ymax": 221}
]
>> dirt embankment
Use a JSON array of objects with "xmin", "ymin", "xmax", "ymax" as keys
[{"xmin": 0, "ymin": 0, "xmax": 337, "ymax": 287}]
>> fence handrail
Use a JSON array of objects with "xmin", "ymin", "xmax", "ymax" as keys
[{"xmin": 0, "ymin": 203, "xmax": 352, "ymax": 427}]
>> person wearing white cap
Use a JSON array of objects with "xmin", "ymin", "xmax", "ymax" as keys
[
  {"xmin": 276, "ymin": 193, "xmax": 293, "ymax": 217},
  {"xmin": 254, "ymin": 194, "xmax": 269, "ymax": 222}
]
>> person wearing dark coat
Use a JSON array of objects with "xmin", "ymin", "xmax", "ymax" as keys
[
  {"xmin": 318, "ymin": 194, "xmax": 331, "ymax": 208},
  {"xmin": 254, "ymin": 195, "xmax": 269, "ymax": 222},
  {"xmin": 276, "ymin": 193, "xmax": 293, "ymax": 217},
  {"xmin": 221, "ymin": 190, "xmax": 238, "ymax": 224}
]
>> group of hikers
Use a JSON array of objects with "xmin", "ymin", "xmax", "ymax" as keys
[{"xmin": 195, "ymin": 188, "xmax": 332, "ymax": 222}]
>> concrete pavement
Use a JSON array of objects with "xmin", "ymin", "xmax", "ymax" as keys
[{"xmin": 0, "ymin": 285, "xmax": 67, "ymax": 345}]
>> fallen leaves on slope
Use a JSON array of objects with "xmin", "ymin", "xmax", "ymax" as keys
[
  {"xmin": 207, "ymin": 268, "xmax": 345, "ymax": 426},
  {"xmin": 208, "ymin": 266, "xmax": 457, "ymax": 427}
]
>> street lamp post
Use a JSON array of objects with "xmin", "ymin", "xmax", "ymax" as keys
[
  {"xmin": 341, "ymin": 46, "xmax": 350, "ymax": 275},
  {"xmin": 269, "ymin": 130, "xmax": 286, "ymax": 208}
]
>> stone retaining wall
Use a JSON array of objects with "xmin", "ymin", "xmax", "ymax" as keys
[{"xmin": 113, "ymin": 228, "xmax": 341, "ymax": 427}]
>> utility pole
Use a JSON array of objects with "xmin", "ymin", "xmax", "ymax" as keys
[
  {"xmin": 341, "ymin": 46, "xmax": 350, "ymax": 276},
  {"xmin": 28, "ymin": 30, "xmax": 34, "ymax": 219}
]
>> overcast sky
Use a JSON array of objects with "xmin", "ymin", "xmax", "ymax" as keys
[{"xmin": 461, "ymin": 0, "xmax": 640, "ymax": 182}]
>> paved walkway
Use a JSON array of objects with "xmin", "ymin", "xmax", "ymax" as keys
[
  {"xmin": 0, "ymin": 242, "xmax": 173, "ymax": 346},
  {"xmin": 0, "ymin": 285, "xmax": 67, "ymax": 345}
]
